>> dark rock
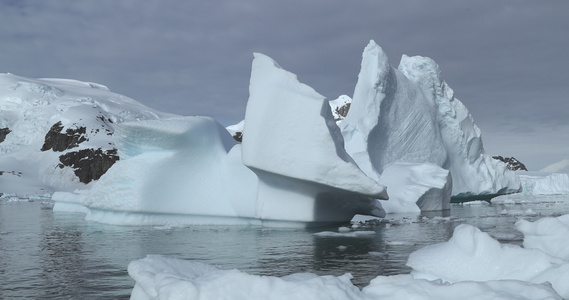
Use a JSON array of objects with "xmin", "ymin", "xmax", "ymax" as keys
[
  {"xmin": 0, "ymin": 127, "xmax": 11, "ymax": 143},
  {"xmin": 334, "ymin": 102, "xmax": 351, "ymax": 121},
  {"xmin": 232, "ymin": 132, "xmax": 243, "ymax": 142},
  {"xmin": 492, "ymin": 156, "xmax": 528, "ymax": 171},
  {"xmin": 58, "ymin": 148, "xmax": 119, "ymax": 183},
  {"xmin": 41, "ymin": 121, "xmax": 88, "ymax": 152}
]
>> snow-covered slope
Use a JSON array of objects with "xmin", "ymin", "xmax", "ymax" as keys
[
  {"xmin": 540, "ymin": 159, "xmax": 569, "ymax": 173},
  {"xmin": 339, "ymin": 41, "xmax": 520, "ymax": 198},
  {"xmin": 0, "ymin": 73, "xmax": 175, "ymax": 195}
]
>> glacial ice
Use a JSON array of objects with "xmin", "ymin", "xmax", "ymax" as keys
[
  {"xmin": 55, "ymin": 53, "xmax": 389, "ymax": 225},
  {"xmin": 241, "ymin": 53, "xmax": 387, "ymax": 222},
  {"xmin": 377, "ymin": 162, "xmax": 452, "ymax": 213},
  {"xmin": 521, "ymin": 173, "xmax": 569, "ymax": 195},
  {"xmin": 339, "ymin": 41, "xmax": 520, "ymax": 198},
  {"xmin": 55, "ymin": 116, "xmax": 262, "ymax": 225}
]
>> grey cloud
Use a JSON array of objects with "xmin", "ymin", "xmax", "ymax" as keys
[{"xmin": 1, "ymin": 0, "xmax": 568, "ymax": 169}]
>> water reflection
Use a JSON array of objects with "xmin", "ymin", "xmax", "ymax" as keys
[
  {"xmin": 39, "ymin": 214, "xmax": 86, "ymax": 299},
  {"xmin": 1, "ymin": 199, "xmax": 569, "ymax": 298}
]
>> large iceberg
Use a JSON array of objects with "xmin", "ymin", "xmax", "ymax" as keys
[
  {"xmin": 54, "ymin": 53, "xmax": 388, "ymax": 226},
  {"xmin": 241, "ymin": 53, "xmax": 387, "ymax": 222},
  {"xmin": 339, "ymin": 41, "xmax": 520, "ymax": 199},
  {"xmin": 49, "ymin": 40, "xmax": 527, "ymax": 224}
]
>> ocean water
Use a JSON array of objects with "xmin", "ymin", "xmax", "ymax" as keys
[{"xmin": 1, "ymin": 197, "xmax": 568, "ymax": 299}]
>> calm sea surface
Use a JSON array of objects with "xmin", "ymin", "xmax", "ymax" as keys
[{"xmin": 1, "ymin": 196, "xmax": 569, "ymax": 299}]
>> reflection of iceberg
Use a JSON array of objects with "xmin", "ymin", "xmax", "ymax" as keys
[{"xmin": 54, "ymin": 53, "xmax": 387, "ymax": 226}]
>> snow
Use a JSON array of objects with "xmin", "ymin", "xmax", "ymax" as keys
[
  {"xmin": 225, "ymin": 119, "xmax": 244, "ymax": 137},
  {"xmin": 407, "ymin": 223, "xmax": 569, "ymax": 298},
  {"xmin": 0, "ymin": 73, "xmax": 174, "ymax": 194},
  {"xmin": 377, "ymin": 162, "xmax": 452, "ymax": 214},
  {"xmin": 540, "ymin": 158, "xmax": 569, "ymax": 173},
  {"xmin": 338, "ymin": 40, "xmax": 520, "ymax": 198}
]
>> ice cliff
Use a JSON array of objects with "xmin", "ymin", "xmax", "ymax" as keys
[
  {"xmin": 241, "ymin": 53, "xmax": 387, "ymax": 222},
  {"xmin": 339, "ymin": 41, "xmax": 520, "ymax": 199}
]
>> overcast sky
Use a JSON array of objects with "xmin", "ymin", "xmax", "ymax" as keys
[{"xmin": 1, "ymin": 1, "xmax": 568, "ymax": 170}]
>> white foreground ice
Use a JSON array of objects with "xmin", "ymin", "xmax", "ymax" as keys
[
  {"xmin": 408, "ymin": 219, "xmax": 569, "ymax": 298},
  {"xmin": 128, "ymin": 214, "xmax": 569, "ymax": 299}
]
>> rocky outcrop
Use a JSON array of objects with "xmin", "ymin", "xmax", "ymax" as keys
[
  {"xmin": 493, "ymin": 156, "xmax": 528, "ymax": 171},
  {"xmin": 41, "ymin": 121, "xmax": 88, "ymax": 152},
  {"xmin": 0, "ymin": 127, "xmax": 10, "ymax": 143},
  {"xmin": 333, "ymin": 102, "xmax": 351, "ymax": 121},
  {"xmin": 58, "ymin": 148, "xmax": 119, "ymax": 183},
  {"xmin": 232, "ymin": 131, "xmax": 243, "ymax": 142}
]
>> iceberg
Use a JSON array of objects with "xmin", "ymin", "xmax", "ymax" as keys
[
  {"xmin": 522, "ymin": 173, "xmax": 569, "ymax": 195},
  {"xmin": 54, "ymin": 53, "xmax": 387, "ymax": 226},
  {"xmin": 492, "ymin": 173, "xmax": 569, "ymax": 204},
  {"xmin": 377, "ymin": 162, "xmax": 452, "ymax": 214},
  {"xmin": 339, "ymin": 41, "xmax": 520, "ymax": 199},
  {"xmin": 46, "ymin": 40, "xmax": 528, "ymax": 223},
  {"xmin": 68, "ymin": 116, "xmax": 260, "ymax": 225},
  {"xmin": 241, "ymin": 53, "xmax": 387, "ymax": 223}
]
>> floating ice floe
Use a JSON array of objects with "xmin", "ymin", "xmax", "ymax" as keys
[
  {"xmin": 516, "ymin": 214, "xmax": 569, "ymax": 261},
  {"xmin": 407, "ymin": 223, "xmax": 569, "ymax": 298},
  {"xmin": 128, "ymin": 254, "xmax": 562, "ymax": 300}
]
